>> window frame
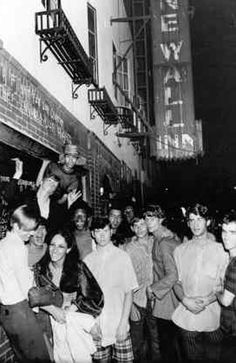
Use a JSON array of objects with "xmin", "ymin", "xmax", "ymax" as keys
[{"xmin": 87, "ymin": 3, "xmax": 99, "ymax": 84}]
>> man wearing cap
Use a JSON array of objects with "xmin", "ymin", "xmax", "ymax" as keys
[{"xmin": 36, "ymin": 143, "xmax": 86, "ymax": 205}]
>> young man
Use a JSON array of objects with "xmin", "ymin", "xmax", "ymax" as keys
[
  {"xmin": 172, "ymin": 203, "xmax": 228, "ymax": 363},
  {"xmin": 123, "ymin": 216, "xmax": 153, "ymax": 363},
  {"xmin": 217, "ymin": 210, "xmax": 236, "ymax": 363},
  {"xmin": 85, "ymin": 217, "xmax": 138, "ymax": 363},
  {"xmin": 109, "ymin": 202, "xmax": 133, "ymax": 247},
  {"xmin": 70, "ymin": 201, "xmax": 95, "ymax": 260},
  {"xmin": 27, "ymin": 220, "xmax": 47, "ymax": 267},
  {"xmin": 108, "ymin": 204, "xmax": 123, "ymax": 237},
  {"xmin": 144, "ymin": 204, "xmax": 180, "ymax": 363},
  {"xmin": 0, "ymin": 204, "xmax": 51, "ymax": 362},
  {"xmin": 123, "ymin": 204, "xmax": 136, "ymax": 225},
  {"xmin": 36, "ymin": 143, "xmax": 85, "ymax": 204}
]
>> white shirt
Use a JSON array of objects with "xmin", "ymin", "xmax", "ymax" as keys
[
  {"xmin": 172, "ymin": 237, "xmax": 229, "ymax": 331},
  {"xmin": 85, "ymin": 243, "xmax": 138, "ymax": 346},
  {"xmin": 0, "ymin": 231, "xmax": 33, "ymax": 305}
]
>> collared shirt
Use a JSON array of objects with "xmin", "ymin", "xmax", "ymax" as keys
[
  {"xmin": 124, "ymin": 235, "xmax": 153, "ymax": 308},
  {"xmin": 84, "ymin": 243, "xmax": 138, "ymax": 347},
  {"xmin": 0, "ymin": 231, "xmax": 34, "ymax": 305},
  {"xmin": 220, "ymin": 257, "xmax": 236, "ymax": 335},
  {"xmin": 172, "ymin": 237, "xmax": 229, "ymax": 332}
]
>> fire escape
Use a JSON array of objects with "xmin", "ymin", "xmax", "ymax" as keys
[
  {"xmin": 35, "ymin": 0, "xmax": 97, "ymax": 98},
  {"xmin": 88, "ymin": 87, "xmax": 119, "ymax": 135},
  {"xmin": 109, "ymin": 0, "xmax": 153, "ymax": 154},
  {"xmin": 35, "ymin": 0, "xmax": 153, "ymax": 153},
  {"xmin": 35, "ymin": 0, "xmax": 121, "ymax": 132}
]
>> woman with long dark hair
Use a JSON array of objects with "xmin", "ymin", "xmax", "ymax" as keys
[{"xmin": 33, "ymin": 228, "xmax": 104, "ymax": 362}]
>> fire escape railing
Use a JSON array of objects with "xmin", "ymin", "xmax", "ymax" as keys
[
  {"xmin": 35, "ymin": 7, "xmax": 97, "ymax": 98},
  {"xmin": 88, "ymin": 87, "xmax": 119, "ymax": 135}
]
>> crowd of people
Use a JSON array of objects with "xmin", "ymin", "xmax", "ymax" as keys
[{"xmin": 0, "ymin": 144, "xmax": 236, "ymax": 363}]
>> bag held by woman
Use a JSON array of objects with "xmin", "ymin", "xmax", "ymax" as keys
[{"xmin": 28, "ymin": 274, "xmax": 63, "ymax": 308}]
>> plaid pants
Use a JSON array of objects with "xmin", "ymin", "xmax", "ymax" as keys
[{"xmin": 93, "ymin": 334, "xmax": 134, "ymax": 362}]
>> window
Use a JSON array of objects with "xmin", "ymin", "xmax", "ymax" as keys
[
  {"xmin": 116, "ymin": 55, "xmax": 130, "ymax": 106},
  {"xmin": 88, "ymin": 4, "xmax": 98, "ymax": 84},
  {"xmin": 113, "ymin": 43, "xmax": 118, "ymax": 99},
  {"xmin": 113, "ymin": 43, "xmax": 130, "ymax": 105},
  {"xmin": 41, "ymin": 0, "xmax": 60, "ymax": 10}
]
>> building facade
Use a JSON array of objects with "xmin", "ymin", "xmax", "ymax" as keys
[
  {"xmin": 0, "ymin": 0, "xmax": 150, "ymax": 214},
  {"xmin": 0, "ymin": 0, "xmax": 152, "ymax": 360}
]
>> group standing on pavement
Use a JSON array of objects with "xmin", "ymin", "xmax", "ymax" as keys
[{"xmin": 0, "ymin": 143, "xmax": 236, "ymax": 363}]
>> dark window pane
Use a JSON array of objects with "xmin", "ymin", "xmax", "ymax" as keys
[
  {"xmin": 123, "ymin": 58, "xmax": 128, "ymax": 73},
  {"xmin": 88, "ymin": 6, "xmax": 95, "ymax": 32},
  {"xmin": 89, "ymin": 33, "xmax": 96, "ymax": 58}
]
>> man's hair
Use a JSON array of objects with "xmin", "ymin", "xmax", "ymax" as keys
[
  {"xmin": 69, "ymin": 200, "xmax": 93, "ymax": 219},
  {"xmin": 130, "ymin": 213, "xmax": 145, "ymax": 227},
  {"xmin": 186, "ymin": 203, "xmax": 209, "ymax": 220},
  {"xmin": 42, "ymin": 173, "xmax": 60, "ymax": 183},
  {"xmin": 222, "ymin": 209, "xmax": 236, "ymax": 225},
  {"xmin": 10, "ymin": 204, "xmax": 40, "ymax": 229},
  {"xmin": 90, "ymin": 217, "xmax": 110, "ymax": 231},
  {"xmin": 108, "ymin": 199, "xmax": 123, "ymax": 213},
  {"xmin": 143, "ymin": 204, "xmax": 166, "ymax": 219}
]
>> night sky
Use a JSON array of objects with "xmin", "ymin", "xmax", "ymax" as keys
[
  {"xmin": 158, "ymin": 0, "xmax": 236, "ymax": 209},
  {"xmin": 191, "ymin": 0, "xmax": 236, "ymax": 165}
]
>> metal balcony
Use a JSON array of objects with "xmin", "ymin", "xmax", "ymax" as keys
[
  {"xmin": 116, "ymin": 106, "xmax": 135, "ymax": 131},
  {"xmin": 88, "ymin": 88, "xmax": 119, "ymax": 133},
  {"xmin": 35, "ymin": 8, "xmax": 97, "ymax": 97}
]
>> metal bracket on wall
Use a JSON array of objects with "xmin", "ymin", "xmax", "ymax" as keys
[
  {"xmin": 90, "ymin": 104, "xmax": 97, "ymax": 120},
  {"xmin": 72, "ymin": 79, "xmax": 92, "ymax": 99},
  {"xmin": 89, "ymin": 106, "xmax": 112, "ymax": 136},
  {"xmin": 39, "ymin": 35, "xmax": 66, "ymax": 62},
  {"xmin": 103, "ymin": 122, "xmax": 112, "ymax": 136}
]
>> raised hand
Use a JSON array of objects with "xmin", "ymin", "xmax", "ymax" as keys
[{"xmin": 67, "ymin": 189, "xmax": 82, "ymax": 208}]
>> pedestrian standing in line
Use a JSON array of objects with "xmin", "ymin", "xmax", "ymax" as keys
[
  {"xmin": 144, "ymin": 204, "xmax": 181, "ymax": 363},
  {"xmin": 217, "ymin": 210, "xmax": 236, "ymax": 363},
  {"xmin": 109, "ymin": 201, "xmax": 133, "ymax": 247},
  {"xmin": 172, "ymin": 203, "xmax": 228, "ymax": 363},
  {"xmin": 123, "ymin": 215, "xmax": 154, "ymax": 363},
  {"xmin": 70, "ymin": 201, "xmax": 95, "ymax": 260},
  {"xmin": 85, "ymin": 217, "xmax": 138, "ymax": 363},
  {"xmin": 0, "ymin": 204, "xmax": 51, "ymax": 362}
]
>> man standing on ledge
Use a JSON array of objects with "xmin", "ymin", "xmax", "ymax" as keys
[{"xmin": 0, "ymin": 204, "xmax": 51, "ymax": 362}]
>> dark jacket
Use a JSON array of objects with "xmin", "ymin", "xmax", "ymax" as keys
[{"xmin": 34, "ymin": 248, "xmax": 104, "ymax": 318}]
